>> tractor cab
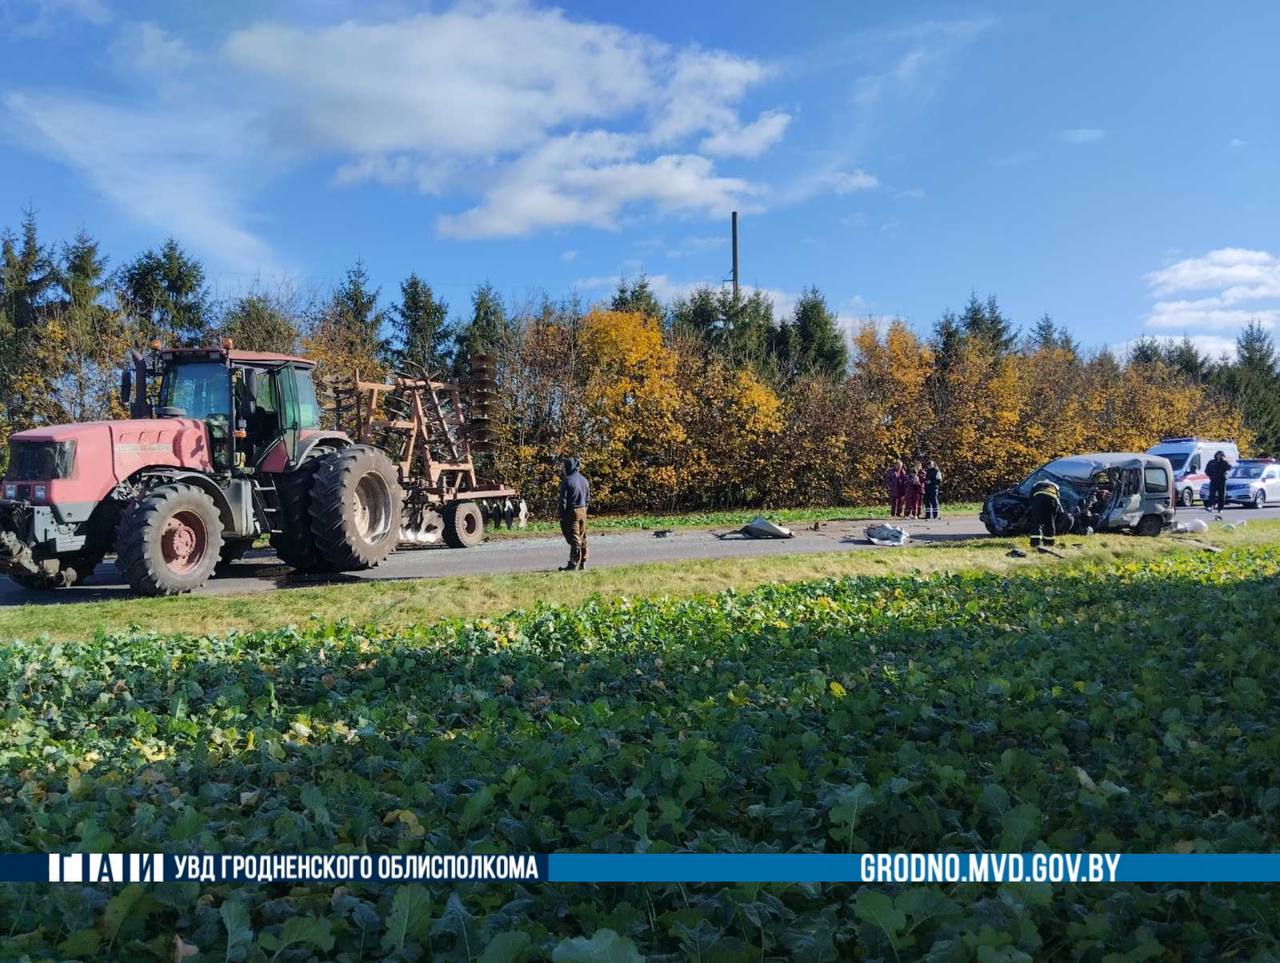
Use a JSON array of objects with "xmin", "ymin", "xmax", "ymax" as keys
[{"xmin": 128, "ymin": 343, "xmax": 324, "ymax": 473}]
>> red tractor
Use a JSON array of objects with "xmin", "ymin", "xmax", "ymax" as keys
[{"xmin": 0, "ymin": 343, "xmax": 404, "ymax": 595}]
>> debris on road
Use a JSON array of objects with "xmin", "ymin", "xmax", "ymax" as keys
[
  {"xmin": 653, "ymin": 529, "xmax": 674, "ymax": 538},
  {"xmin": 717, "ymin": 516, "xmax": 794, "ymax": 540},
  {"xmin": 1007, "ymin": 548, "xmax": 1028, "ymax": 558},
  {"xmin": 1173, "ymin": 518, "xmax": 1209, "ymax": 533},
  {"xmin": 865, "ymin": 523, "xmax": 909, "ymax": 547}
]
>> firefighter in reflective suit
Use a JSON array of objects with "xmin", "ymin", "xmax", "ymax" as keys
[{"xmin": 1028, "ymin": 479, "xmax": 1061, "ymax": 548}]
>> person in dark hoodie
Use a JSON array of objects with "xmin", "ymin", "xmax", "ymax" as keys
[
  {"xmin": 1205, "ymin": 449, "xmax": 1231, "ymax": 513},
  {"xmin": 557, "ymin": 456, "xmax": 590, "ymax": 570}
]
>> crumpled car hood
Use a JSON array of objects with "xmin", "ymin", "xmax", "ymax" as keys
[{"xmin": 980, "ymin": 482, "xmax": 1086, "ymax": 536}]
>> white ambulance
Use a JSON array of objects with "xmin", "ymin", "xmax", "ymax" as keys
[{"xmin": 1146, "ymin": 437, "xmax": 1240, "ymax": 507}]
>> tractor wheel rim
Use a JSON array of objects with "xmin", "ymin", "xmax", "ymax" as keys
[
  {"xmin": 463, "ymin": 510, "xmax": 478, "ymax": 536},
  {"xmin": 353, "ymin": 471, "xmax": 392, "ymax": 540},
  {"xmin": 162, "ymin": 510, "xmax": 207, "ymax": 574}
]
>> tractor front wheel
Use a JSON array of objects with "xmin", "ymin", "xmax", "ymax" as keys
[{"xmin": 116, "ymin": 484, "xmax": 224, "ymax": 596}]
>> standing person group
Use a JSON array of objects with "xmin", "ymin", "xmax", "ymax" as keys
[{"xmin": 885, "ymin": 458, "xmax": 943, "ymax": 519}]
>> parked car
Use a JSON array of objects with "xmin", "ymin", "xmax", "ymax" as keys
[
  {"xmin": 981, "ymin": 452, "xmax": 1176, "ymax": 537},
  {"xmin": 1146, "ymin": 437, "xmax": 1240, "ymax": 507},
  {"xmin": 1197, "ymin": 458, "xmax": 1279, "ymax": 509}
]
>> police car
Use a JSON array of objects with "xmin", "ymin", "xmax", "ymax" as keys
[{"xmin": 1198, "ymin": 458, "xmax": 1280, "ymax": 509}]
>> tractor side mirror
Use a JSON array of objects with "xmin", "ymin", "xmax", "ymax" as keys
[
  {"xmin": 242, "ymin": 369, "xmax": 259, "ymax": 416},
  {"xmin": 120, "ymin": 368, "xmax": 132, "ymax": 406}
]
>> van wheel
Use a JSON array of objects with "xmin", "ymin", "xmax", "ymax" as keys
[
  {"xmin": 1135, "ymin": 514, "xmax": 1163, "ymax": 537},
  {"xmin": 1179, "ymin": 487, "xmax": 1194, "ymax": 507},
  {"xmin": 1253, "ymin": 490, "xmax": 1266, "ymax": 510}
]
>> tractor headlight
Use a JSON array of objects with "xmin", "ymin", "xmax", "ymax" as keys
[
  {"xmin": 3, "ymin": 483, "xmax": 15, "ymax": 500},
  {"xmin": 33, "ymin": 484, "xmax": 47, "ymax": 502}
]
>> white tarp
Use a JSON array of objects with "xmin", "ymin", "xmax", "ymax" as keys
[{"xmin": 865, "ymin": 523, "xmax": 910, "ymax": 546}]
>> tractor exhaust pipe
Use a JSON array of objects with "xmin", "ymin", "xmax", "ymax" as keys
[{"xmin": 129, "ymin": 349, "xmax": 150, "ymax": 419}]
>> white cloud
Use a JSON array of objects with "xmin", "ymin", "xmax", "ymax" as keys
[
  {"xmin": 1146, "ymin": 248, "xmax": 1280, "ymax": 300},
  {"xmin": 5, "ymin": 92, "xmax": 278, "ymax": 274},
  {"xmin": 1228, "ymin": 137, "xmax": 1247, "ymax": 149},
  {"xmin": 437, "ymin": 132, "xmax": 759, "ymax": 239},
  {"xmin": 782, "ymin": 167, "xmax": 879, "ymax": 205},
  {"xmin": 560, "ymin": 249, "xmax": 578, "ymax": 262},
  {"xmin": 700, "ymin": 109, "xmax": 791, "ymax": 158},
  {"xmin": 1059, "ymin": 127, "xmax": 1105, "ymax": 144},
  {"xmin": 1141, "ymin": 247, "xmax": 1280, "ymax": 339},
  {"xmin": 6, "ymin": 2, "xmax": 792, "ymax": 263},
  {"xmin": 111, "ymin": 21, "xmax": 194, "ymax": 76},
  {"xmin": 222, "ymin": 4, "xmax": 784, "ymax": 239},
  {"xmin": 895, "ymin": 187, "xmax": 926, "ymax": 199},
  {"xmin": 1115, "ymin": 334, "xmax": 1240, "ymax": 361}
]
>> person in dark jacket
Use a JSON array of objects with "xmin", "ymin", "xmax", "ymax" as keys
[
  {"xmin": 923, "ymin": 460, "xmax": 942, "ymax": 519},
  {"xmin": 1205, "ymin": 450, "xmax": 1231, "ymax": 513},
  {"xmin": 557, "ymin": 457, "xmax": 590, "ymax": 570}
]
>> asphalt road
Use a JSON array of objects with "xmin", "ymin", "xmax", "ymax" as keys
[{"xmin": 3, "ymin": 504, "xmax": 1278, "ymax": 605}]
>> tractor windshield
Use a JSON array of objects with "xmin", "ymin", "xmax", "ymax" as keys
[{"xmin": 160, "ymin": 362, "xmax": 231, "ymax": 421}]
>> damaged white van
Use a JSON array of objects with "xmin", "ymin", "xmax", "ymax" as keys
[{"xmin": 981, "ymin": 453, "xmax": 1176, "ymax": 537}]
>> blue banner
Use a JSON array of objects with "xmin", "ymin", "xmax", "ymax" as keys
[{"xmin": 3, "ymin": 853, "xmax": 1280, "ymax": 884}]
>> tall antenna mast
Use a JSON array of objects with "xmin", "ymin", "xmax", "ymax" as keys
[{"xmin": 731, "ymin": 211, "xmax": 740, "ymax": 298}]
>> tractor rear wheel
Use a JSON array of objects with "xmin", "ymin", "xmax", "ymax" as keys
[
  {"xmin": 116, "ymin": 483, "xmax": 224, "ymax": 596},
  {"xmin": 270, "ymin": 454, "xmax": 332, "ymax": 571},
  {"xmin": 443, "ymin": 501, "xmax": 485, "ymax": 548},
  {"xmin": 308, "ymin": 446, "xmax": 403, "ymax": 570}
]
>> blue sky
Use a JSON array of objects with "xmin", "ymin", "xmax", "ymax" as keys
[{"xmin": 2, "ymin": 0, "xmax": 1277, "ymax": 356}]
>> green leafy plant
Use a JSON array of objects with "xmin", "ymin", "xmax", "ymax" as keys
[{"xmin": 2, "ymin": 545, "xmax": 1279, "ymax": 958}]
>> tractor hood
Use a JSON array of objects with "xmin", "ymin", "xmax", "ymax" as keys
[{"xmin": 5, "ymin": 419, "xmax": 215, "ymax": 506}]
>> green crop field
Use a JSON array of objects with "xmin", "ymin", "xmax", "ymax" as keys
[{"xmin": 3, "ymin": 541, "xmax": 1279, "ymax": 960}]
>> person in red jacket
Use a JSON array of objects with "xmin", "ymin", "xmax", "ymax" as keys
[
  {"xmin": 885, "ymin": 460, "xmax": 906, "ymax": 516},
  {"xmin": 905, "ymin": 461, "xmax": 925, "ymax": 518}
]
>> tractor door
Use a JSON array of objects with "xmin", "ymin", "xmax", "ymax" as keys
[{"xmin": 233, "ymin": 365, "xmax": 286, "ymax": 465}]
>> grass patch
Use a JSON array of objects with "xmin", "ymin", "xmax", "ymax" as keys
[{"xmin": 3, "ymin": 519, "xmax": 1276, "ymax": 643}]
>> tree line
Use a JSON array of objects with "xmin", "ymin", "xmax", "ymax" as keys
[{"xmin": 2, "ymin": 209, "xmax": 1272, "ymax": 514}]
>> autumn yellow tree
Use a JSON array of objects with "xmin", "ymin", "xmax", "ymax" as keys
[
  {"xmin": 577, "ymin": 309, "xmax": 686, "ymax": 510},
  {"xmin": 673, "ymin": 345, "xmax": 782, "ymax": 507}
]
